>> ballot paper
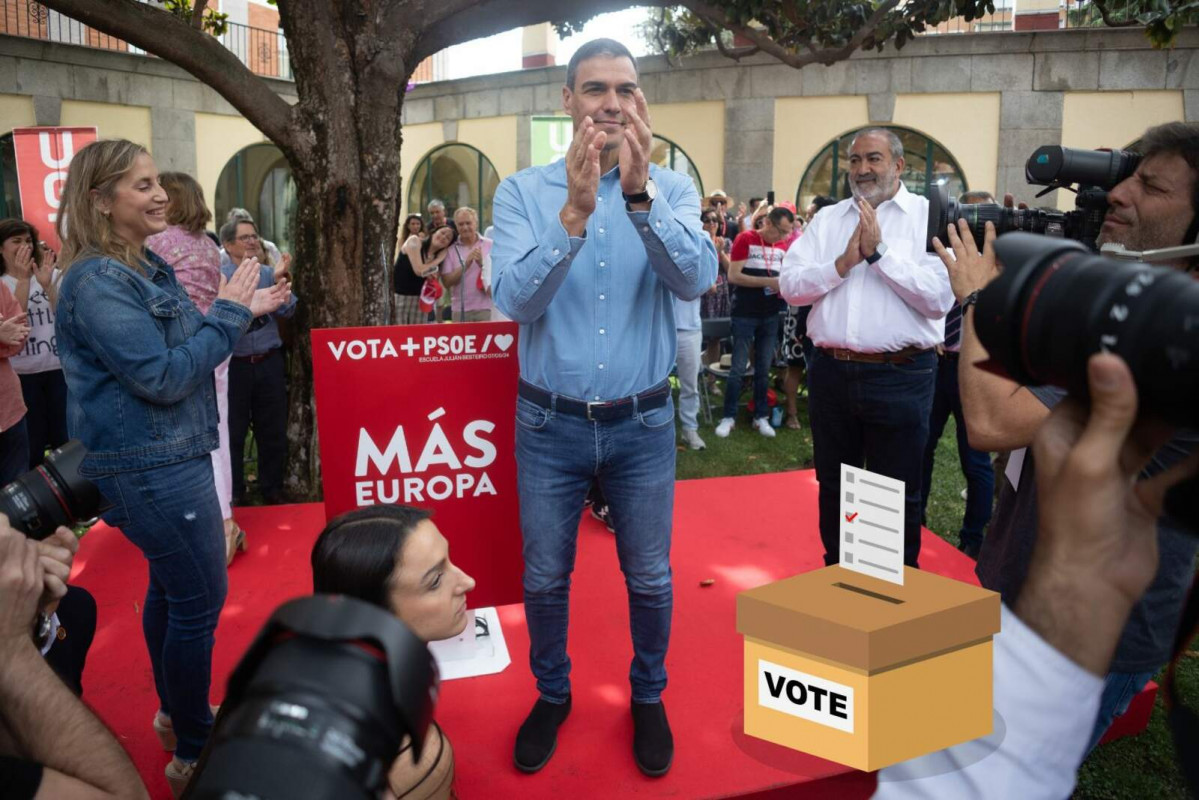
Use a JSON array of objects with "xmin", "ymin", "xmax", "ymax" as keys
[
  {"xmin": 427, "ymin": 606, "xmax": 511, "ymax": 681},
  {"xmin": 839, "ymin": 464, "xmax": 906, "ymax": 586}
]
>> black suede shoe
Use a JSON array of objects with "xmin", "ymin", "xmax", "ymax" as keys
[
  {"xmin": 631, "ymin": 700, "xmax": 673, "ymax": 777},
  {"xmin": 514, "ymin": 696, "xmax": 571, "ymax": 773}
]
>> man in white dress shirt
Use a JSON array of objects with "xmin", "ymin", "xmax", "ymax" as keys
[{"xmin": 781, "ymin": 128, "xmax": 954, "ymax": 568}]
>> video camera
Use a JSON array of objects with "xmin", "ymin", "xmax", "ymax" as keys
[
  {"xmin": 0, "ymin": 441, "xmax": 108, "ymax": 540},
  {"xmin": 926, "ymin": 145, "xmax": 1141, "ymax": 252}
]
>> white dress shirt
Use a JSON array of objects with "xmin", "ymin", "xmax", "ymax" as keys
[
  {"xmin": 872, "ymin": 604, "xmax": 1103, "ymax": 800},
  {"xmin": 780, "ymin": 184, "xmax": 954, "ymax": 352}
]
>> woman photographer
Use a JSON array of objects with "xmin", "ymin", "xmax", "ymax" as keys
[
  {"xmin": 311, "ymin": 504, "xmax": 476, "ymax": 800},
  {"xmin": 54, "ymin": 139, "xmax": 289, "ymax": 797}
]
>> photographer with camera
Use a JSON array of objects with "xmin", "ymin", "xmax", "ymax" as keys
[
  {"xmin": 932, "ymin": 121, "xmax": 1199, "ymax": 753},
  {"xmin": 0, "ymin": 518, "xmax": 149, "ymax": 799},
  {"xmin": 875, "ymin": 352, "xmax": 1198, "ymax": 798}
]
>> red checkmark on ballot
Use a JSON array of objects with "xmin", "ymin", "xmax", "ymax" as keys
[{"xmin": 845, "ymin": 512, "xmax": 858, "ymax": 522}]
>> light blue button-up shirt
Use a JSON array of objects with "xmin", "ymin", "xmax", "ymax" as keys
[{"xmin": 493, "ymin": 160, "xmax": 717, "ymax": 401}]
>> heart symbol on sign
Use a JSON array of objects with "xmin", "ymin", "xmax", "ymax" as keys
[{"xmin": 494, "ymin": 334, "xmax": 514, "ymax": 352}]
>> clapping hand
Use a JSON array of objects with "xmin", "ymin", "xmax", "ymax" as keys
[
  {"xmin": 33, "ymin": 246, "xmax": 56, "ymax": 290},
  {"xmin": 250, "ymin": 280, "xmax": 292, "ymax": 318},
  {"xmin": 835, "ymin": 224, "xmax": 864, "ymax": 278},
  {"xmin": 618, "ymin": 88, "xmax": 653, "ymax": 199},
  {"xmin": 0, "ymin": 312, "xmax": 30, "ymax": 346},
  {"xmin": 216, "ymin": 257, "xmax": 262, "ymax": 310},
  {"xmin": 10, "ymin": 243, "xmax": 34, "ymax": 281},
  {"xmin": 857, "ymin": 200, "xmax": 882, "ymax": 258},
  {"xmin": 273, "ymin": 253, "xmax": 292, "ymax": 284},
  {"xmin": 561, "ymin": 116, "xmax": 605, "ymax": 231}
]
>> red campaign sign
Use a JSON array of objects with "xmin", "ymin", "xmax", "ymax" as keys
[
  {"xmin": 311, "ymin": 322, "xmax": 523, "ymax": 608},
  {"xmin": 12, "ymin": 127, "xmax": 98, "ymax": 252}
]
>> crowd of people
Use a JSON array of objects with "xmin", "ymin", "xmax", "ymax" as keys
[{"xmin": 0, "ymin": 34, "xmax": 1195, "ymax": 800}]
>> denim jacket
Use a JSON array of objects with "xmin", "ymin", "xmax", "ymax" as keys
[{"xmin": 55, "ymin": 250, "xmax": 252, "ymax": 476}]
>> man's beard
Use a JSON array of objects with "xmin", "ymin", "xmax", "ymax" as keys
[
  {"xmin": 851, "ymin": 169, "xmax": 898, "ymax": 205},
  {"xmin": 1096, "ymin": 215, "xmax": 1175, "ymax": 253}
]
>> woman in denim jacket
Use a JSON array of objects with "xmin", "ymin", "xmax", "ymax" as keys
[{"xmin": 53, "ymin": 140, "xmax": 290, "ymax": 796}]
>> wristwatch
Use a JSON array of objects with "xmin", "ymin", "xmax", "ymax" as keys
[
  {"xmin": 32, "ymin": 611, "xmax": 53, "ymax": 650},
  {"xmin": 960, "ymin": 289, "xmax": 981, "ymax": 309},
  {"xmin": 622, "ymin": 178, "xmax": 657, "ymax": 208},
  {"xmin": 865, "ymin": 241, "xmax": 888, "ymax": 265}
]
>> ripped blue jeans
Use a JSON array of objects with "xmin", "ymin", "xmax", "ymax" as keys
[{"xmin": 93, "ymin": 456, "xmax": 227, "ymax": 761}]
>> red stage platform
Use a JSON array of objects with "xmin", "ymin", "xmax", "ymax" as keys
[{"xmin": 67, "ymin": 470, "xmax": 1150, "ymax": 799}]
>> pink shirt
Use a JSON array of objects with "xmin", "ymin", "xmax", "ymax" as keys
[
  {"xmin": 146, "ymin": 226, "xmax": 222, "ymax": 314},
  {"xmin": 0, "ymin": 282, "xmax": 28, "ymax": 431},
  {"xmin": 440, "ymin": 236, "xmax": 494, "ymax": 313}
]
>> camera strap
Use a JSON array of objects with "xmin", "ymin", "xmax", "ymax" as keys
[{"xmin": 1165, "ymin": 573, "xmax": 1199, "ymax": 798}]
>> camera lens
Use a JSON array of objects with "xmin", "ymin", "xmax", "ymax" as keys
[
  {"xmin": 0, "ymin": 441, "xmax": 107, "ymax": 540},
  {"xmin": 925, "ymin": 185, "xmax": 1069, "ymax": 253},
  {"xmin": 977, "ymin": 233, "xmax": 1199, "ymax": 426}
]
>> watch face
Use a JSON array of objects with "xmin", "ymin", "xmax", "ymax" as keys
[{"xmin": 646, "ymin": 179, "xmax": 657, "ymax": 200}]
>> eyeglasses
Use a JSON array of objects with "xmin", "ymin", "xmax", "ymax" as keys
[{"xmin": 236, "ymin": 234, "xmax": 260, "ymax": 243}]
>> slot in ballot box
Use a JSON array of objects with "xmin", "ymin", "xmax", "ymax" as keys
[{"xmin": 737, "ymin": 565, "xmax": 1001, "ymax": 771}]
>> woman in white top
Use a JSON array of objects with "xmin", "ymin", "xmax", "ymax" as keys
[{"xmin": 0, "ymin": 218, "xmax": 64, "ymax": 469}]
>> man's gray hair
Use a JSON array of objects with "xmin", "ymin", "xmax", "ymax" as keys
[
  {"xmin": 220, "ymin": 218, "xmax": 256, "ymax": 244},
  {"xmin": 427, "ymin": 199, "xmax": 446, "ymax": 212},
  {"xmin": 565, "ymin": 38, "xmax": 637, "ymax": 91},
  {"xmin": 226, "ymin": 207, "xmax": 254, "ymax": 224},
  {"xmin": 850, "ymin": 127, "xmax": 904, "ymax": 161}
]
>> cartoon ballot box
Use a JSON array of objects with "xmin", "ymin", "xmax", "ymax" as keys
[{"xmin": 737, "ymin": 565, "xmax": 1000, "ymax": 771}]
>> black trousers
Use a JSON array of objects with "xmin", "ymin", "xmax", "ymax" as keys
[
  {"xmin": 228, "ymin": 349, "xmax": 288, "ymax": 502},
  {"xmin": 46, "ymin": 585, "xmax": 97, "ymax": 696},
  {"xmin": 20, "ymin": 369, "xmax": 69, "ymax": 468},
  {"xmin": 807, "ymin": 348, "xmax": 937, "ymax": 568}
]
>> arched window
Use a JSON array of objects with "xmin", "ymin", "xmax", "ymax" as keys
[
  {"xmin": 214, "ymin": 143, "xmax": 296, "ymax": 254},
  {"xmin": 796, "ymin": 126, "xmax": 967, "ymax": 213},
  {"xmin": 649, "ymin": 135, "xmax": 703, "ymax": 198},
  {"xmin": 407, "ymin": 144, "xmax": 501, "ymax": 230}
]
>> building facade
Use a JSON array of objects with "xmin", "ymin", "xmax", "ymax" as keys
[{"xmin": 3, "ymin": 24, "xmax": 1198, "ymax": 246}]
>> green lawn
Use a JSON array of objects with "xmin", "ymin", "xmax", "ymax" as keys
[{"xmin": 677, "ymin": 384, "xmax": 1198, "ymax": 800}]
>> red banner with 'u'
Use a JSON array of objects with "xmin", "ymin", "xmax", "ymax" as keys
[
  {"xmin": 311, "ymin": 322, "xmax": 522, "ymax": 608},
  {"xmin": 13, "ymin": 127, "xmax": 98, "ymax": 252}
]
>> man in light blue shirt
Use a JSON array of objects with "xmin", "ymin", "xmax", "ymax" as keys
[{"xmin": 493, "ymin": 38, "xmax": 716, "ymax": 779}]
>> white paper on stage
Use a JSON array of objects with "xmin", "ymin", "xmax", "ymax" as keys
[
  {"xmin": 427, "ymin": 606, "xmax": 511, "ymax": 681},
  {"xmin": 839, "ymin": 464, "xmax": 905, "ymax": 586}
]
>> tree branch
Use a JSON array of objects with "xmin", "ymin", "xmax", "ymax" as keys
[
  {"xmin": 412, "ymin": 0, "xmax": 668, "ymax": 63},
  {"xmin": 714, "ymin": 31, "xmax": 759, "ymax": 62},
  {"xmin": 1093, "ymin": 0, "xmax": 1139, "ymax": 27},
  {"xmin": 38, "ymin": 0, "xmax": 296, "ymax": 153},
  {"xmin": 192, "ymin": 0, "xmax": 209, "ymax": 31},
  {"xmin": 684, "ymin": 0, "xmax": 900, "ymax": 68}
]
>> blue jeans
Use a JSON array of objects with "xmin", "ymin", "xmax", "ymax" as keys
[
  {"xmin": 1085, "ymin": 670, "xmax": 1155, "ymax": 754},
  {"xmin": 808, "ymin": 347, "xmax": 936, "ymax": 567},
  {"xmin": 919, "ymin": 353, "xmax": 994, "ymax": 550},
  {"xmin": 92, "ymin": 457, "xmax": 227, "ymax": 761},
  {"xmin": 723, "ymin": 314, "xmax": 779, "ymax": 420},
  {"xmin": 515, "ymin": 392, "xmax": 676, "ymax": 704}
]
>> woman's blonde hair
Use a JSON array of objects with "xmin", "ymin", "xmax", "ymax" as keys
[
  {"xmin": 57, "ymin": 139, "xmax": 153, "ymax": 275},
  {"xmin": 160, "ymin": 172, "xmax": 212, "ymax": 234}
]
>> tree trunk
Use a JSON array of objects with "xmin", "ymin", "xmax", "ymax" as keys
[{"xmin": 276, "ymin": 3, "xmax": 414, "ymax": 499}]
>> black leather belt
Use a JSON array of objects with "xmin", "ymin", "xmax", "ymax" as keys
[{"xmin": 519, "ymin": 379, "xmax": 670, "ymax": 421}]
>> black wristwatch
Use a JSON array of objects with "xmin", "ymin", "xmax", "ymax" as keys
[
  {"xmin": 622, "ymin": 178, "xmax": 657, "ymax": 207},
  {"xmin": 960, "ymin": 289, "xmax": 981, "ymax": 310},
  {"xmin": 865, "ymin": 241, "xmax": 888, "ymax": 265}
]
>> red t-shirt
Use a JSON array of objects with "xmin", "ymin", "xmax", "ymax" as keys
[{"xmin": 729, "ymin": 230, "xmax": 788, "ymax": 317}]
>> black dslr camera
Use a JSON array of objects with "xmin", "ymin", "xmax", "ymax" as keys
[
  {"xmin": 0, "ymin": 441, "xmax": 108, "ymax": 540},
  {"xmin": 184, "ymin": 595, "xmax": 438, "ymax": 800},
  {"xmin": 926, "ymin": 146, "xmax": 1142, "ymax": 252}
]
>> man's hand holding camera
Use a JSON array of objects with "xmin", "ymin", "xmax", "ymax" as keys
[
  {"xmin": 1019, "ymin": 354, "xmax": 1198, "ymax": 676},
  {"xmin": 932, "ymin": 218, "xmax": 1000, "ymax": 303}
]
